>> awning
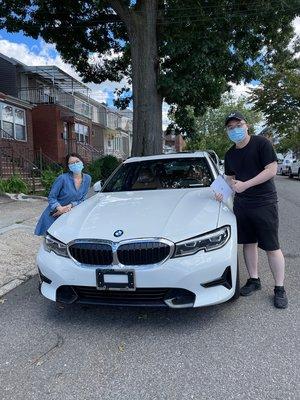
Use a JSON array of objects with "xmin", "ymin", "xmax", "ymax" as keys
[{"xmin": 23, "ymin": 65, "xmax": 90, "ymax": 94}]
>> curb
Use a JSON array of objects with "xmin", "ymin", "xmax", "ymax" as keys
[
  {"xmin": 0, "ymin": 268, "xmax": 38, "ymax": 298},
  {"xmin": 4, "ymin": 193, "xmax": 47, "ymax": 201}
]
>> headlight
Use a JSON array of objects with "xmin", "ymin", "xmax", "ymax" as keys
[
  {"xmin": 43, "ymin": 233, "xmax": 69, "ymax": 258},
  {"xmin": 172, "ymin": 226, "xmax": 231, "ymax": 258}
]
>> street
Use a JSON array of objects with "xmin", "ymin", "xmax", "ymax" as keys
[{"xmin": 0, "ymin": 175, "xmax": 299, "ymax": 400}]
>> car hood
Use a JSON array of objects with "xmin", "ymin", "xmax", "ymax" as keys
[{"xmin": 49, "ymin": 189, "xmax": 221, "ymax": 244}]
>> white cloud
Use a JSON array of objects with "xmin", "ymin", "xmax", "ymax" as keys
[
  {"xmin": 0, "ymin": 38, "xmax": 128, "ymax": 103},
  {"xmin": 226, "ymin": 81, "xmax": 256, "ymax": 101},
  {"xmin": 292, "ymin": 16, "xmax": 300, "ymax": 36},
  {"xmin": 289, "ymin": 16, "xmax": 300, "ymax": 57},
  {"xmin": 162, "ymin": 102, "xmax": 170, "ymax": 130}
]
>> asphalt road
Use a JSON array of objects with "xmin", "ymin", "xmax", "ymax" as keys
[{"xmin": 0, "ymin": 175, "xmax": 299, "ymax": 400}]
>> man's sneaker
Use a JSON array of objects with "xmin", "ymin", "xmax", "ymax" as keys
[
  {"xmin": 240, "ymin": 278, "xmax": 261, "ymax": 296},
  {"xmin": 274, "ymin": 287, "xmax": 288, "ymax": 309}
]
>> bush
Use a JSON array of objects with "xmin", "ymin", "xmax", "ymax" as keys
[
  {"xmin": 101, "ymin": 155, "xmax": 121, "ymax": 182},
  {"xmin": 0, "ymin": 175, "xmax": 28, "ymax": 194},
  {"xmin": 86, "ymin": 155, "xmax": 121, "ymax": 183},
  {"xmin": 86, "ymin": 158, "xmax": 102, "ymax": 184},
  {"xmin": 0, "ymin": 179, "xmax": 6, "ymax": 194},
  {"xmin": 41, "ymin": 168, "xmax": 63, "ymax": 196}
]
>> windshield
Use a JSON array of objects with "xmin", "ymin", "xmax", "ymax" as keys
[{"xmin": 102, "ymin": 157, "xmax": 214, "ymax": 192}]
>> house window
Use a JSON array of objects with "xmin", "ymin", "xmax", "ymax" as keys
[
  {"xmin": 75, "ymin": 122, "xmax": 89, "ymax": 143},
  {"xmin": 0, "ymin": 102, "xmax": 26, "ymax": 141},
  {"xmin": 63, "ymin": 122, "xmax": 68, "ymax": 140},
  {"xmin": 113, "ymin": 136, "xmax": 122, "ymax": 151}
]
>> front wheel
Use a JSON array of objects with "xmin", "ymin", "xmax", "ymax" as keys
[{"xmin": 288, "ymin": 168, "xmax": 293, "ymax": 179}]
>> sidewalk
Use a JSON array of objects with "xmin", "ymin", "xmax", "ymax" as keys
[{"xmin": 0, "ymin": 195, "xmax": 47, "ymax": 297}]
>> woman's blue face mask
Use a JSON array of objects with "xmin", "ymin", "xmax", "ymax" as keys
[
  {"xmin": 227, "ymin": 126, "xmax": 247, "ymax": 143},
  {"xmin": 69, "ymin": 161, "xmax": 84, "ymax": 174}
]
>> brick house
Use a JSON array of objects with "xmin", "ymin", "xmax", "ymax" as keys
[
  {"xmin": 0, "ymin": 54, "xmax": 36, "ymax": 181},
  {"xmin": 18, "ymin": 65, "xmax": 99, "ymax": 164},
  {"xmin": 0, "ymin": 52, "xmax": 133, "ymax": 180}
]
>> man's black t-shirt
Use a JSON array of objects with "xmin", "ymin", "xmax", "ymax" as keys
[{"xmin": 224, "ymin": 135, "xmax": 277, "ymax": 208}]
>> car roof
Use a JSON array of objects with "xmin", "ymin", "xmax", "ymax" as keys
[{"xmin": 124, "ymin": 152, "xmax": 208, "ymax": 163}]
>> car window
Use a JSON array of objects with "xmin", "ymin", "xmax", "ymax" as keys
[{"xmin": 102, "ymin": 157, "xmax": 214, "ymax": 192}]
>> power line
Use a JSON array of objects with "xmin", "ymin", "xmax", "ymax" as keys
[
  {"xmin": 2, "ymin": 1, "xmax": 298, "ymax": 18},
  {"xmin": 7, "ymin": 6, "xmax": 298, "ymax": 28}
]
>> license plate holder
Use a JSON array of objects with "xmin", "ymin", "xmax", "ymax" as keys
[{"xmin": 96, "ymin": 269, "xmax": 135, "ymax": 291}]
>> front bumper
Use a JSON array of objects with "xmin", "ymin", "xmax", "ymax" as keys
[{"xmin": 37, "ymin": 237, "xmax": 237, "ymax": 308}]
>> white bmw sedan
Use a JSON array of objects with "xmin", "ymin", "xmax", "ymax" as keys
[{"xmin": 37, "ymin": 152, "xmax": 239, "ymax": 309}]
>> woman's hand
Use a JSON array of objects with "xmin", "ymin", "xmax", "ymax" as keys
[{"xmin": 53, "ymin": 204, "xmax": 72, "ymax": 217}]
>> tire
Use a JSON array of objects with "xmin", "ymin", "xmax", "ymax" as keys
[
  {"xmin": 281, "ymin": 168, "xmax": 285, "ymax": 176},
  {"xmin": 298, "ymin": 169, "xmax": 300, "ymax": 180},
  {"xmin": 288, "ymin": 168, "xmax": 293, "ymax": 179},
  {"xmin": 230, "ymin": 258, "xmax": 240, "ymax": 301}
]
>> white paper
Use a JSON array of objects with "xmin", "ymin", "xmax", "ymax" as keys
[{"xmin": 210, "ymin": 175, "xmax": 233, "ymax": 202}]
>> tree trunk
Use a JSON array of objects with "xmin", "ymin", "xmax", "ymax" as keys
[{"xmin": 129, "ymin": 1, "xmax": 162, "ymax": 156}]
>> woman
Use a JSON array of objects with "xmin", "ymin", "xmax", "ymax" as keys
[{"xmin": 35, "ymin": 153, "xmax": 92, "ymax": 236}]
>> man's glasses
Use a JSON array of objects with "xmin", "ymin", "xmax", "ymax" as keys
[{"xmin": 226, "ymin": 122, "xmax": 245, "ymax": 131}]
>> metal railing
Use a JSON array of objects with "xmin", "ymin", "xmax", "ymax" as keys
[
  {"xmin": 66, "ymin": 139, "xmax": 103, "ymax": 163},
  {"xmin": 34, "ymin": 148, "xmax": 62, "ymax": 172},
  {"xmin": 0, "ymin": 128, "xmax": 40, "ymax": 193},
  {"xmin": 104, "ymin": 147, "xmax": 126, "ymax": 160},
  {"xmin": 18, "ymin": 87, "xmax": 93, "ymax": 119},
  {"xmin": 0, "ymin": 129, "xmax": 62, "ymax": 193}
]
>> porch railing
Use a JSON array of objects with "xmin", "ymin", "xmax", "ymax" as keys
[
  {"xmin": 104, "ymin": 147, "xmax": 126, "ymax": 160},
  {"xmin": 18, "ymin": 87, "xmax": 75, "ymax": 110},
  {"xmin": 0, "ymin": 128, "xmax": 61, "ymax": 193},
  {"xmin": 34, "ymin": 148, "xmax": 62, "ymax": 172},
  {"xmin": 0, "ymin": 129, "xmax": 39, "ymax": 193},
  {"xmin": 66, "ymin": 139, "xmax": 103, "ymax": 163},
  {"xmin": 18, "ymin": 87, "xmax": 93, "ymax": 119}
]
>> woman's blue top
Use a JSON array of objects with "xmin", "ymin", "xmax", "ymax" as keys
[{"xmin": 34, "ymin": 172, "xmax": 91, "ymax": 236}]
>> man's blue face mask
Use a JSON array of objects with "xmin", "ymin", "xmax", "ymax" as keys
[
  {"xmin": 69, "ymin": 161, "xmax": 84, "ymax": 174},
  {"xmin": 227, "ymin": 126, "xmax": 246, "ymax": 143}
]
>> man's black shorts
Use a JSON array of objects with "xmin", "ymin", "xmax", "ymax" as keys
[{"xmin": 233, "ymin": 202, "xmax": 279, "ymax": 251}]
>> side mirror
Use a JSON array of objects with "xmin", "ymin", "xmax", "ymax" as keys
[{"xmin": 93, "ymin": 181, "xmax": 102, "ymax": 192}]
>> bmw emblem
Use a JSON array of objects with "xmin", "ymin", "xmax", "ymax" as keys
[{"xmin": 114, "ymin": 230, "xmax": 124, "ymax": 238}]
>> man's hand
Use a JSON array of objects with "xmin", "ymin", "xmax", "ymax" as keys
[
  {"xmin": 232, "ymin": 180, "xmax": 249, "ymax": 193},
  {"xmin": 53, "ymin": 204, "xmax": 72, "ymax": 217},
  {"xmin": 214, "ymin": 192, "xmax": 223, "ymax": 202}
]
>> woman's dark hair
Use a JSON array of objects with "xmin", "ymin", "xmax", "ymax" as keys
[{"xmin": 65, "ymin": 153, "xmax": 84, "ymax": 170}]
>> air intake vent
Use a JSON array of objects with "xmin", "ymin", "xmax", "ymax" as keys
[
  {"xmin": 117, "ymin": 242, "xmax": 171, "ymax": 265},
  {"xmin": 68, "ymin": 242, "xmax": 112, "ymax": 265}
]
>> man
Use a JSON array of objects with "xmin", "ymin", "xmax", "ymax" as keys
[{"xmin": 215, "ymin": 112, "xmax": 288, "ymax": 309}]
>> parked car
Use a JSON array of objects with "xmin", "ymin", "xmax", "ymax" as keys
[
  {"xmin": 37, "ymin": 152, "xmax": 238, "ymax": 309},
  {"xmin": 288, "ymin": 158, "xmax": 300, "ymax": 179},
  {"xmin": 280, "ymin": 153, "xmax": 296, "ymax": 176},
  {"xmin": 277, "ymin": 160, "xmax": 284, "ymax": 175}
]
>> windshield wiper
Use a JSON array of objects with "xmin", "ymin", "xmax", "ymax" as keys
[{"xmin": 186, "ymin": 184, "xmax": 205, "ymax": 187}]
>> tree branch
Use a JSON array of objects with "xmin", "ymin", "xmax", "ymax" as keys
[{"xmin": 105, "ymin": 0, "xmax": 132, "ymax": 27}]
